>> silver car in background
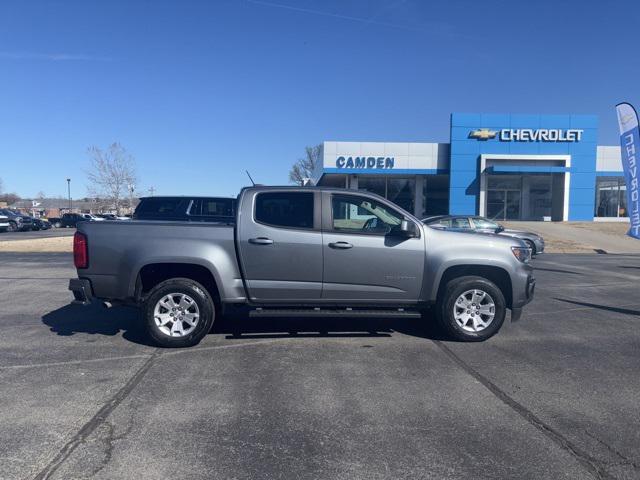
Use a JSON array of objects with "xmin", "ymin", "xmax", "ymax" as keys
[{"xmin": 423, "ymin": 215, "xmax": 545, "ymax": 255}]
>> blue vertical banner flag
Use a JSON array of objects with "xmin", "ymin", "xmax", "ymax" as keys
[{"xmin": 616, "ymin": 103, "xmax": 640, "ymax": 239}]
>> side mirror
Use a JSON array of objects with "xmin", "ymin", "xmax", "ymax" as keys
[
  {"xmin": 495, "ymin": 225, "xmax": 504, "ymax": 233},
  {"xmin": 397, "ymin": 219, "xmax": 417, "ymax": 237}
]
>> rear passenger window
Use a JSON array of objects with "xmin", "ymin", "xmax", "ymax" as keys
[{"xmin": 255, "ymin": 192, "xmax": 314, "ymax": 229}]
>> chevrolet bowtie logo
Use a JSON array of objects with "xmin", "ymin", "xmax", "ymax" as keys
[{"xmin": 469, "ymin": 128, "xmax": 498, "ymax": 140}]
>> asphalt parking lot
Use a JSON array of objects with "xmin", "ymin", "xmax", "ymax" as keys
[
  {"xmin": 1, "ymin": 253, "xmax": 639, "ymax": 480},
  {"xmin": 1, "ymin": 228, "xmax": 75, "ymax": 240}
]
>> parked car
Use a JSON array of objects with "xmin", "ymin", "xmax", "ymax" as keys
[
  {"xmin": 50, "ymin": 213, "xmax": 103, "ymax": 228},
  {"xmin": 0, "ymin": 209, "xmax": 34, "ymax": 232},
  {"xmin": 96, "ymin": 213, "xmax": 130, "ymax": 221},
  {"xmin": 0, "ymin": 213, "xmax": 9, "ymax": 233},
  {"xmin": 70, "ymin": 186, "xmax": 535, "ymax": 348},
  {"xmin": 133, "ymin": 196, "xmax": 236, "ymax": 223},
  {"xmin": 423, "ymin": 215, "xmax": 545, "ymax": 255},
  {"xmin": 31, "ymin": 218, "xmax": 52, "ymax": 230}
]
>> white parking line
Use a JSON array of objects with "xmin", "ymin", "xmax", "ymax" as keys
[{"xmin": 0, "ymin": 339, "xmax": 292, "ymax": 370}]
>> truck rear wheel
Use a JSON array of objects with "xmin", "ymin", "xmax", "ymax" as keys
[
  {"xmin": 143, "ymin": 278, "xmax": 215, "ymax": 348},
  {"xmin": 437, "ymin": 276, "xmax": 506, "ymax": 342}
]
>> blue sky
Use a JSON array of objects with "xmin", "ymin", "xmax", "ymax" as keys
[{"xmin": 1, "ymin": 0, "xmax": 638, "ymax": 198}]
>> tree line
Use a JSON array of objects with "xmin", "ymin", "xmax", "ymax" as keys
[
  {"xmin": 0, "ymin": 143, "xmax": 138, "ymax": 214},
  {"xmin": 2, "ymin": 141, "xmax": 319, "ymax": 210}
]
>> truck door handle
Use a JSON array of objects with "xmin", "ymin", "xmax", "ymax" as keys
[
  {"xmin": 329, "ymin": 241, "xmax": 353, "ymax": 249},
  {"xmin": 249, "ymin": 237, "xmax": 274, "ymax": 245}
]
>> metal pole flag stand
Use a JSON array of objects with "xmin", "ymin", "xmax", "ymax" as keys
[{"xmin": 616, "ymin": 103, "xmax": 640, "ymax": 239}]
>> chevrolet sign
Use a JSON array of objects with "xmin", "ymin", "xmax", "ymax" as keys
[{"xmin": 470, "ymin": 128, "xmax": 584, "ymax": 142}]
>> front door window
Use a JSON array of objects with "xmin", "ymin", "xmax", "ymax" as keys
[{"xmin": 331, "ymin": 195, "xmax": 403, "ymax": 235}]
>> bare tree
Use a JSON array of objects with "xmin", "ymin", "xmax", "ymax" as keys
[
  {"xmin": 289, "ymin": 144, "xmax": 322, "ymax": 186},
  {"xmin": 0, "ymin": 192, "xmax": 21, "ymax": 205},
  {"xmin": 86, "ymin": 143, "xmax": 138, "ymax": 214}
]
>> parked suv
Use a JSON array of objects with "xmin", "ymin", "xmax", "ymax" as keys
[
  {"xmin": 32, "ymin": 218, "xmax": 52, "ymax": 231},
  {"xmin": 0, "ymin": 209, "xmax": 34, "ymax": 232},
  {"xmin": 133, "ymin": 196, "xmax": 235, "ymax": 223},
  {"xmin": 0, "ymin": 213, "xmax": 8, "ymax": 233},
  {"xmin": 51, "ymin": 213, "xmax": 103, "ymax": 228}
]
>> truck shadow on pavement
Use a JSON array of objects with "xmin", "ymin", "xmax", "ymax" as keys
[
  {"xmin": 42, "ymin": 303, "xmax": 156, "ymax": 347},
  {"xmin": 212, "ymin": 311, "xmax": 447, "ymax": 341},
  {"xmin": 42, "ymin": 303, "xmax": 449, "ymax": 345}
]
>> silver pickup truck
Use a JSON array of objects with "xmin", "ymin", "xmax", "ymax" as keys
[{"xmin": 69, "ymin": 186, "xmax": 535, "ymax": 347}]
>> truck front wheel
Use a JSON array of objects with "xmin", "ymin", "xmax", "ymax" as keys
[
  {"xmin": 437, "ymin": 276, "xmax": 506, "ymax": 342},
  {"xmin": 143, "ymin": 278, "xmax": 215, "ymax": 348}
]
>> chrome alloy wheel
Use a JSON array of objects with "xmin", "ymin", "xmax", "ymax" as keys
[
  {"xmin": 153, "ymin": 293, "xmax": 200, "ymax": 337},
  {"xmin": 453, "ymin": 289, "xmax": 496, "ymax": 333}
]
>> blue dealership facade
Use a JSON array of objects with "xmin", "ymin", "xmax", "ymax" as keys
[{"xmin": 313, "ymin": 113, "xmax": 625, "ymax": 222}]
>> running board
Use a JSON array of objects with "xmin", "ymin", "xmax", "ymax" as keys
[{"xmin": 249, "ymin": 308, "xmax": 422, "ymax": 319}]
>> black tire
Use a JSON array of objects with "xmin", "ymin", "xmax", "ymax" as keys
[
  {"xmin": 143, "ymin": 278, "xmax": 215, "ymax": 348},
  {"xmin": 54, "ymin": 222, "xmax": 62, "ymax": 228},
  {"xmin": 7, "ymin": 221, "xmax": 17, "ymax": 232},
  {"xmin": 437, "ymin": 275, "xmax": 506, "ymax": 342},
  {"xmin": 523, "ymin": 239, "xmax": 536, "ymax": 256}
]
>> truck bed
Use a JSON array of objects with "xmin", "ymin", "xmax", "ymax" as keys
[{"xmin": 77, "ymin": 220, "xmax": 245, "ymax": 302}]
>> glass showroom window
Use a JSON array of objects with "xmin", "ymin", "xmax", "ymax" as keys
[
  {"xmin": 358, "ymin": 177, "xmax": 386, "ymax": 198},
  {"xmin": 424, "ymin": 175, "xmax": 450, "ymax": 216},
  {"xmin": 595, "ymin": 177, "xmax": 628, "ymax": 218},
  {"xmin": 358, "ymin": 177, "xmax": 415, "ymax": 214},
  {"xmin": 387, "ymin": 178, "xmax": 415, "ymax": 213}
]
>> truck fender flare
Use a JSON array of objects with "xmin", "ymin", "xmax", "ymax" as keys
[{"xmin": 128, "ymin": 257, "xmax": 224, "ymax": 300}]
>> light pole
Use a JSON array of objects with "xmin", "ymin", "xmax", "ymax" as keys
[
  {"xmin": 66, "ymin": 178, "xmax": 71, "ymax": 212},
  {"xmin": 128, "ymin": 184, "xmax": 135, "ymax": 215}
]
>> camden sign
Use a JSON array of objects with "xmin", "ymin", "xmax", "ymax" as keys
[{"xmin": 335, "ymin": 156, "xmax": 395, "ymax": 169}]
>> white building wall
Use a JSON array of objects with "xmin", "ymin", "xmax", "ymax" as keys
[{"xmin": 322, "ymin": 141, "xmax": 449, "ymax": 171}]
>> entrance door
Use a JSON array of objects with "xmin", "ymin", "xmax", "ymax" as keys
[
  {"xmin": 486, "ymin": 175, "xmax": 523, "ymax": 221},
  {"xmin": 486, "ymin": 189, "xmax": 521, "ymax": 220},
  {"xmin": 487, "ymin": 190, "xmax": 506, "ymax": 220},
  {"xmin": 505, "ymin": 190, "xmax": 521, "ymax": 219}
]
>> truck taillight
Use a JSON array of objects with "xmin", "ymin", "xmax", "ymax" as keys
[{"xmin": 73, "ymin": 232, "xmax": 88, "ymax": 269}]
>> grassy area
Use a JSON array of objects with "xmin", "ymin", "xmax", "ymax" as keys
[{"xmin": 0, "ymin": 236, "xmax": 72, "ymax": 252}]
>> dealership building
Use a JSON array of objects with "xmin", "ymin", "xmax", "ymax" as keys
[{"xmin": 312, "ymin": 113, "xmax": 626, "ymax": 221}]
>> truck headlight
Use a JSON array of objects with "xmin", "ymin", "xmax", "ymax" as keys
[{"xmin": 511, "ymin": 246, "xmax": 531, "ymax": 263}]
